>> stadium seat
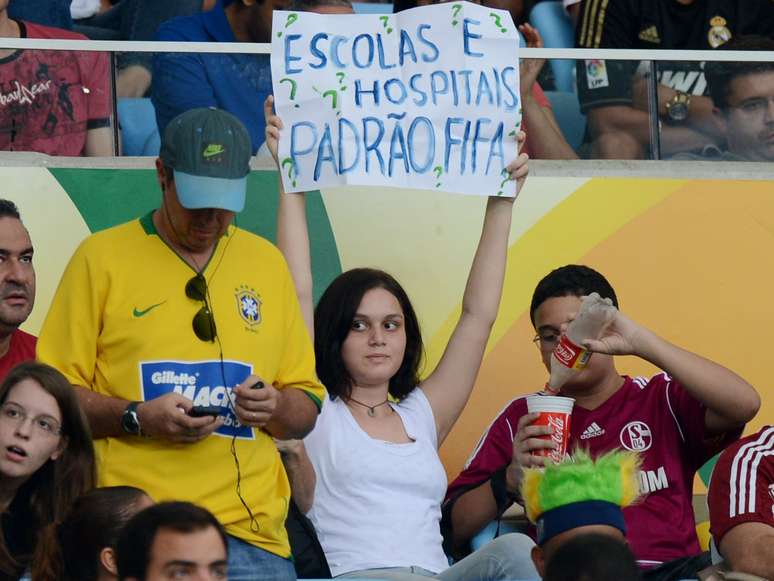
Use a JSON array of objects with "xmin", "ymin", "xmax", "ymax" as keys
[
  {"xmin": 117, "ymin": 98, "xmax": 161, "ymax": 157},
  {"xmin": 529, "ymin": 1, "xmax": 576, "ymax": 93},
  {"xmin": 544, "ymin": 90, "xmax": 586, "ymax": 151}
]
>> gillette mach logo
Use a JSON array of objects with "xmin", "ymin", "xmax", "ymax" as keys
[
  {"xmin": 151, "ymin": 371, "xmax": 197, "ymax": 386},
  {"xmin": 140, "ymin": 360, "xmax": 254, "ymax": 439},
  {"xmin": 638, "ymin": 466, "xmax": 669, "ymax": 494}
]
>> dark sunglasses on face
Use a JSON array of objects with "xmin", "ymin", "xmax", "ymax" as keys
[{"xmin": 185, "ymin": 274, "xmax": 217, "ymax": 342}]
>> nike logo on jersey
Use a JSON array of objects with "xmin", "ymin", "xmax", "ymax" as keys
[
  {"xmin": 580, "ymin": 422, "xmax": 605, "ymax": 439},
  {"xmin": 133, "ymin": 301, "xmax": 166, "ymax": 318}
]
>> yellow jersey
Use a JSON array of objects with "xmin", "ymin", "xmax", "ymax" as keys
[{"xmin": 38, "ymin": 212, "xmax": 325, "ymax": 557}]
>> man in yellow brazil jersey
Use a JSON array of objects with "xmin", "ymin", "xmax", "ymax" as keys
[{"xmin": 38, "ymin": 107, "xmax": 325, "ymax": 581}]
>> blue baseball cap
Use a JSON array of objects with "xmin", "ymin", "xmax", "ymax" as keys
[{"xmin": 160, "ymin": 108, "xmax": 251, "ymax": 213}]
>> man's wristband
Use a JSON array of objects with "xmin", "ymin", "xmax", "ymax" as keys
[{"xmin": 490, "ymin": 465, "xmax": 522, "ymax": 513}]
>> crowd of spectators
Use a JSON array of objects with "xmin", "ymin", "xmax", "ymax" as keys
[
  {"xmin": 2, "ymin": 98, "xmax": 772, "ymax": 578},
  {"xmin": 1, "ymin": 1, "xmax": 774, "ymax": 581},
  {"xmin": 0, "ymin": 0, "xmax": 770, "ymax": 160}
]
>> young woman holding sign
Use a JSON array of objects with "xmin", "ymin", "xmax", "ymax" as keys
[{"xmin": 264, "ymin": 95, "xmax": 539, "ymax": 581}]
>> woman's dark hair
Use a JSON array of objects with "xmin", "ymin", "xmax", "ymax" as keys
[
  {"xmin": 116, "ymin": 501, "xmax": 227, "ymax": 581},
  {"xmin": 59, "ymin": 486, "xmax": 149, "ymax": 581},
  {"xmin": 314, "ymin": 268, "xmax": 423, "ymax": 401},
  {"xmin": 529, "ymin": 265, "xmax": 619, "ymax": 326},
  {"xmin": 0, "ymin": 362, "xmax": 95, "ymax": 581}
]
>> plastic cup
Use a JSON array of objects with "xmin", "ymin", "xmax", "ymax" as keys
[{"xmin": 526, "ymin": 395, "xmax": 574, "ymax": 464}]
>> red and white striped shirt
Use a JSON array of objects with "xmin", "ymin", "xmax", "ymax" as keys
[{"xmin": 708, "ymin": 425, "xmax": 774, "ymax": 544}]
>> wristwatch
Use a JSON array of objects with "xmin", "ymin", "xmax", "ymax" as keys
[
  {"xmin": 121, "ymin": 401, "xmax": 143, "ymax": 436},
  {"xmin": 665, "ymin": 91, "xmax": 691, "ymax": 123}
]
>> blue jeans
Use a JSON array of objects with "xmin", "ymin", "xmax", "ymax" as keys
[
  {"xmin": 338, "ymin": 534, "xmax": 540, "ymax": 581},
  {"xmin": 227, "ymin": 535, "xmax": 296, "ymax": 581}
]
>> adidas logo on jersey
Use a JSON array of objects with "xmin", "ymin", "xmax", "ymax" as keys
[
  {"xmin": 580, "ymin": 422, "xmax": 605, "ymax": 439},
  {"xmin": 638, "ymin": 26, "xmax": 661, "ymax": 44}
]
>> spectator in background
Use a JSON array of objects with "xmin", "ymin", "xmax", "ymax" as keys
[
  {"xmin": 708, "ymin": 425, "xmax": 774, "ymax": 580},
  {"xmin": 8, "ymin": 0, "xmax": 212, "ymax": 98},
  {"xmin": 393, "ymin": 1, "xmax": 578, "ymax": 159},
  {"xmin": 0, "ymin": 0, "xmax": 113, "ymax": 156},
  {"xmin": 59, "ymin": 486, "xmax": 154, "ymax": 581},
  {"xmin": 699, "ymin": 36, "xmax": 774, "ymax": 162},
  {"xmin": 116, "ymin": 502, "xmax": 228, "ymax": 581},
  {"xmin": 518, "ymin": 23, "xmax": 578, "ymax": 159},
  {"xmin": 153, "ymin": 0, "xmax": 353, "ymax": 155},
  {"xmin": 152, "ymin": 0, "xmax": 279, "ymax": 154},
  {"xmin": 74, "ymin": 0, "xmax": 211, "ymax": 98},
  {"xmin": 0, "ymin": 200, "xmax": 35, "ymax": 382},
  {"xmin": 576, "ymin": 0, "xmax": 774, "ymax": 159},
  {"xmin": 543, "ymin": 534, "xmax": 641, "ymax": 581},
  {"xmin": 0, "ymin": 362, "xmax": 95, "ymax": 580}
]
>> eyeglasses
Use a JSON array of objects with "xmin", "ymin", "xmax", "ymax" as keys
[
  {"xmin": 185, "ymin": 274, "xmax": 217, "ymax": 342},
  {"xmin": 1, "ymin": 402, "xmax": 62, "ymax": 436},
  {"xmin": 532, "ymin": 329, "xmax": 561, "ymax": 352}
]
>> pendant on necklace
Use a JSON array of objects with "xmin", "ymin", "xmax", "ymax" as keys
[{"xmin": 367, "ymin": 407, "xmax": 376, "ymax": 417}]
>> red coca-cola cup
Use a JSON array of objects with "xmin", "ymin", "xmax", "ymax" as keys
[{"xmin": 526, "ymin": 395, "xmax": 574, "ymax": 464}]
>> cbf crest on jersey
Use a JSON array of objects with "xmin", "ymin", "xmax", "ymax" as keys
[{"xmin": 235, "ymin": 285, "xmax": 262, "ymax": 327}]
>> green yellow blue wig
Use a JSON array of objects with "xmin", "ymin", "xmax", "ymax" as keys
[{"xmin": 521, "ymin": 449, "xmax": 642, "ymax": 545}]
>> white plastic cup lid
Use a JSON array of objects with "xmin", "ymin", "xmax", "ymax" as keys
[{"xmin": 526, "ymin": 394, "xmax": 575, "ymax": 414}]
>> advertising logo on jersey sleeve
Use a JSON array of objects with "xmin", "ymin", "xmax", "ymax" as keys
[
  {"xmin": 585, "ymin": 59, "xmax": 609, "ymax": 89},
  {"xmin": 140, "ymin": 360, "xmax": 254, "ymax": 439}
]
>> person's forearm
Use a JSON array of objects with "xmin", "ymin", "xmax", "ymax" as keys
[
  {"xmin": 280, "ymin": 444, "xmax": 316, "ymax": 513},
  {"xmin": 634, "ymin": 330, "xmax": 759, "ymax": 426},
  {"xmin": 589, "ymin": 106, "xmax": 718, "ymax": 156},
  {"xmin": 521, "ymin": 95, "xmax": 578, "ymax": 160},
  {"xmin": 449, "ymin": 481, "xmax": 501, "ymax": 549},
  {"xmin": 85, "ymin": 126, "xmax": 114, "ymax": 156},
  {"xmin": 722, "ymin": 527, "xmax": 774, "ymax": 578},
  {"xmin": 276, "ymin": 178, "xmax": 314, "ymax": 336},
  {"xmin": 74, "ymin": 385, "xmax": 127, "ymax": 438},
  {"xmin": 265, "ymin": 388, "xmax": 319, "ymax": 440},
  {"xmin": 460, "ymin": 197, "xmax": 513, "ymax": 325}
]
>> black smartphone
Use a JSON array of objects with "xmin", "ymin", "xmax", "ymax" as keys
[{"xmin": 189, "ymin": 405, "xmax": 221, "ymax": 417}]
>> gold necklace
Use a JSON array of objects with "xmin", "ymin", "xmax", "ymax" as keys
[{"xmin": 347, "ymin": 396, "xmax": 390, "ymax": 417}]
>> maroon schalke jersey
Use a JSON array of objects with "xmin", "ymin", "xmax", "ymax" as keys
[
  {"xmin": 708, "ymin": 425, "xmax": 774, "ymax": 546},
  {"xmin": 446, "ymin": 374, "xmax": 742, "ymax": 567}
]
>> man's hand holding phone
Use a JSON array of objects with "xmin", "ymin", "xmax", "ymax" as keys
[{"xmin": 233, "ymin": 375, "xmax": 280, "ymax": 428}]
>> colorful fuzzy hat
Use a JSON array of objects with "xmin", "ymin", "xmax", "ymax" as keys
[{"xmin": 521, "ymin": 449, "xmax": 642, "ymax": 545}]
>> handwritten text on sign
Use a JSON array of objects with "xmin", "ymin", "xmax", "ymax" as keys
[{"xmin": 271, "ymin": 2, "xmax": 521, "ymax": 196}]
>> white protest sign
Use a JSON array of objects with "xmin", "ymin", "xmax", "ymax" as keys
[{"xmin": 271, "ymin": 2, "xmax": 521, "ymax": 197}]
